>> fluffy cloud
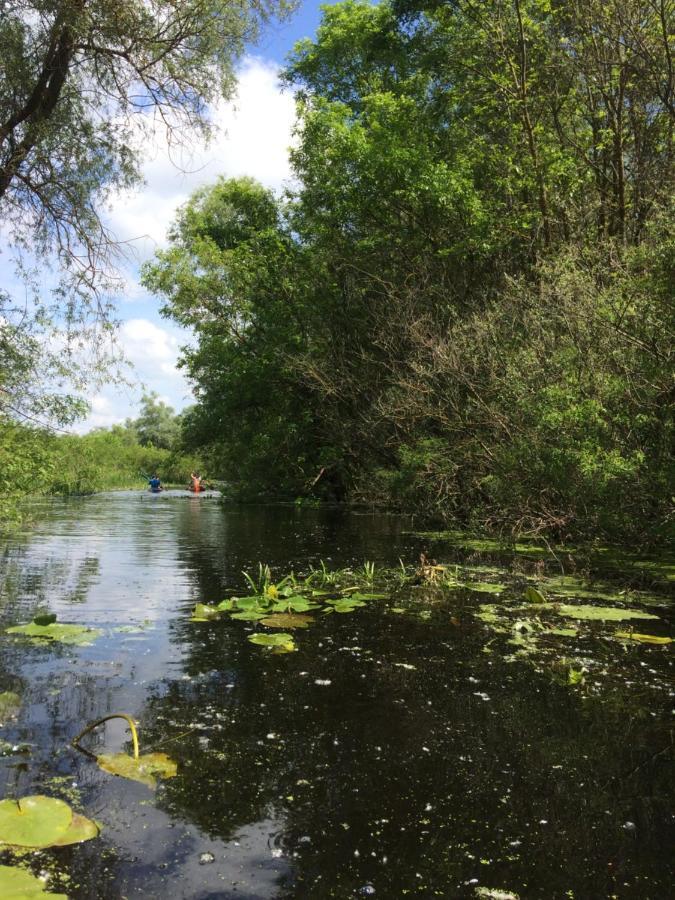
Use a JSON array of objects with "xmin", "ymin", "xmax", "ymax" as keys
[
  {"xmin": 107, "ymin": 56, "xmax": 296, "ymax": 254},
  {"xmin": 74, "ymin": 318, "xmax": 193, "ymax": 433}
]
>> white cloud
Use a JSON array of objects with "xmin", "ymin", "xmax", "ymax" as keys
[
  {"xmin": 121, "ymin": 318, "xmax": 177, "ymax": 361},
  {"xmin": 73, "ymin": 318, "xmax": 194, "ymax": 433},
  {"xmin": 107, "ymin": 56, "xmax": 296, "ymax": 253}
]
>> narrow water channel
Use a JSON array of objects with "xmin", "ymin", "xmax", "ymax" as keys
[{"xmin": 0, "ymin": 495, "xmax": 672, "ymax": 898}]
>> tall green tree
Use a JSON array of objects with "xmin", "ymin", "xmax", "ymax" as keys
[
  {"xmin": 145, "ymin": 0, "xmax": 674, "ymax": 540},
  {"xmin": 127, "ymin": 392, "xmax": 181, "ymax": 451}
]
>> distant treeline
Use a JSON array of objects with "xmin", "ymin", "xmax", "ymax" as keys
[
  {"xmin": 0, "ymin": 394, "xmax": 203, "ymax": 525},
  {"xmin": 142, "ymin": 0, "xmax": 674, "ymax": 544}
]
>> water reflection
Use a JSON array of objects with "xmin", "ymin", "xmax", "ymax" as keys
[{"xmin": 0, "ymin": 496, "xmax": 671, "ymax": 898}]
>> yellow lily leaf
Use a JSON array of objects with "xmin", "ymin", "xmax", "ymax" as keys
[
  {"xmin": 614, "ymin": 632, "xmax": 673, "ymax": 645},
  {"xmin": 97, "ymin": 752, "xmax": 178, "ymax": 789}
]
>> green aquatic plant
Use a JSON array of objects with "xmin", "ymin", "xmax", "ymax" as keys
[
  {"xmin": 260, "ymin": 613, "xmax": 313, "ymax": 629},
  {"xmin": 0, "ymin": 691, "xmax": 21, "ymax": 723},
  {"xmin": 0, "ymin": 796, "xmax": 99, "ymax": 849},
  {"xmin": 270, "ymin": 595, "xmax": 319, "ymax": 613},
  {"xmin": 248, "ymin": 632, "xmax": 296, "ymax": 652},
  {"xmin": 360, "ymin": 560, "xmax": 376, "ymax": 584},
  {"xmin": 325, "ymin": 597, "xmax": 367, "ymax": 614},
  {"xmin": 524, "ymin": 586, "xmax": 546, "ymax": 603},
  {"xmin": 0, "ymin": 864, "xmax": 67, "ymax": 898},
  {"xmin": 242, "ymin": 563, "xmax": 294, "ymax": 600},
  {"xmin": 546, "ymin": 604, "xmax": 659, "ymax": 622},
  {"xmin": 190, "ymin": 603, "xmax": 222, "ymax": 622},
  {"xmin": 613, "ymin": 631, "xmax": 673, "ymax": 645},
  {"xmin": 307, "ymin": 559, "xmax": 342, "ymax": 587},
  {"xmin": 5, "ymin": 622, "xmax": 103, "ymax": 646},
  {"xmin": 72, "ymin": 714, "xmax": 177, "ymax": 790}
]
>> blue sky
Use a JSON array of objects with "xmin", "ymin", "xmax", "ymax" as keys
[
  {"xmin": 5, "ymin": 2, "xmax": 342, "ymax": 431},
  {"xmin": 258, "ymin": 1, "xmax": 329, "ymax": 62}
]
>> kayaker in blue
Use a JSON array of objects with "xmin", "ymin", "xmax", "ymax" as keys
[{"xmin": 148, "ymin": 474, "xmax": 162, "ymax": 493}]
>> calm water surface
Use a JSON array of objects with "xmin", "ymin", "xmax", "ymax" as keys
[{"xmin": 0, "ymin": 494, "xmax": 672, "ymax": 899}]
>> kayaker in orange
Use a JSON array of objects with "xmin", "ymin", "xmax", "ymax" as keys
[{"xmin": 189, "ymin": 472, "xmax": 204, "ymax": 493}]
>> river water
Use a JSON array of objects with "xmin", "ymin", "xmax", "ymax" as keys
[{"xmin": 0, "ymin": 494, "xmax": 672, "ymax": 898}]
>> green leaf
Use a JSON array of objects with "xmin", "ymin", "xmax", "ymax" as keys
[
  {"xmin": 613, "ymin": 632, "xmax": 673, "ymax": 645},
  {"xmin": 0, "ymin": 796, "xmax": 72, "ymax": 848},
  {"xmin": 97, "ymin": 752, "xmax": 178, "ymax": 789},
  {"xmin": 248, "ymin": 632, "xmax": 296, "ymax": 651},
  {"xmin": 524, "ymin": 586, "xmax": 546, "ymax": 603},
  {"xmin": 260, "ymin": 614, "xmax": 314, "ymax": 629},
  {"xmin": 229, "ymin": 610, "xmax": 267, "ymax": 620},
  {"xmin": 216, "ymin": 599, "xmax": 235, "ymax": 612},
  {"xmin": 550, "ymin": 604, "xmax": 659, "ymax": 621},
  {"xmin": 47, "ymin": 812, "xmax": 100, "ymax": 847},
  {"xmin": 467, "ymin": 583, "xmax": 505, "ymax": 594},
  {"xmin": 0, "ymin": 865, "xmax": 67, "ymax": 898},
  {"xmin": 233, "ymin": 597, "xmax": 265, "ymax": 611},
  {"xmin": 331, "ymin": 599, "xmax": 367, "ymax": 613},
  {"xmin": 5, "ymin": 623, "xmax": 102, "ymax": 646},
  {"xmin": 190, "ymin": 603, "xmax": 221, "ymax": 622}
]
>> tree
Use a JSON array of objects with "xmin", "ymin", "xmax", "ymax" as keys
[
  {"xmin": 142, "ymin": 177, "xmax": 328, "ymax": 496},
  {"xmin": 144, "ymin": 0, "xmax": 674, "ymax": 540},
  {"xmin": 128, "ymin": 392, "xmax": 180, "ymax": 450},
  {"xmin": 0, "ymin": 0, "xmax": 293, "ymax": 283},
  {"xmin": 0, "ymin": 0, "xmax": 294, "ymax": 434}
]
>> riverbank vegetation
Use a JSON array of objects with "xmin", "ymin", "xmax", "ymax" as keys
[
  {"xmin": 144, "ymin": 0, "xmax": 674, "ymax": 545},
  {"xmin": 0, "ymin": 395, "xmax": 203, "ymax": 526}
]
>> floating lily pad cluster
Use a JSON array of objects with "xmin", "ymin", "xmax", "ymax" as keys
[
  {"xmin": 190, "ymin": 566, "xmax": 390, "ymax": 652},
  {"xmin": 472, "ymin": 582, "xmax": 672, "ymax": 679}
]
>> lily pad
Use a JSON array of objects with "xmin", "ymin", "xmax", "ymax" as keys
[
  {"xmin": 328, "ymin": 599, "xmax": 367, "ymax": 613},
  {"xmin": 97, "ymin": 751, "xmax": 178, "ymax": 789},
  {"xmin": 271, "ymin": 597, "xmax": 318, "ymax": 613},
  {"xmin": 248, "ymin": 632, "xmax": 296, "ymax": 652},
  {"xmin": 260, "ymin": 614, "xmax": 314, "ymax": 629},
  {"xmin": 547, "ymin": 604, "xmax": 659, "ymax": 622},
  {"xmin": 248, "ymin": 632, "xmax": 294, "ymax": 646},
  {"xmin": 190, "ymin": 603, "xmax": 221, "ymax": 622},
  {"xmin": 476, "ymin": 605, "xmax": 502, "ymax": 623},
  {"xmin": 466, "ymin": 583, "xmax": 505, "ymax": 594},
  {"xmin": 613, "ymin": 632, "xmax": 673, "ymax": 645},
  {"xmin": 5, "ymin": 622, "xmax": 102, "ymax": 646},
  {"xmin": 0, "ymin": 691, "xmax": 21, "ymax": 722},
  {"xmin": 524, "ymin": 586, "xmax": 546, "ymax": 603},
  {"xmin": 49, "ymin": 812, "xmax": 100, "ymax": 846},
  {"xmin": 233, "ymin": 597, "xmax": 265, "ymax": 611},
  {"xmin": 0, "ymin": 865, "xmax": 67, "ymax": 899},
  {"xmin": 0, "ymin": 796, "xmax": 72, "ymax": 848},
  {"xmin": 216, "ymin": 599, "xmax": 235, "ymax": 612},
  {"xmin": 230, "ymin": 610, "xmax": 267, "ymax": 621}
]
